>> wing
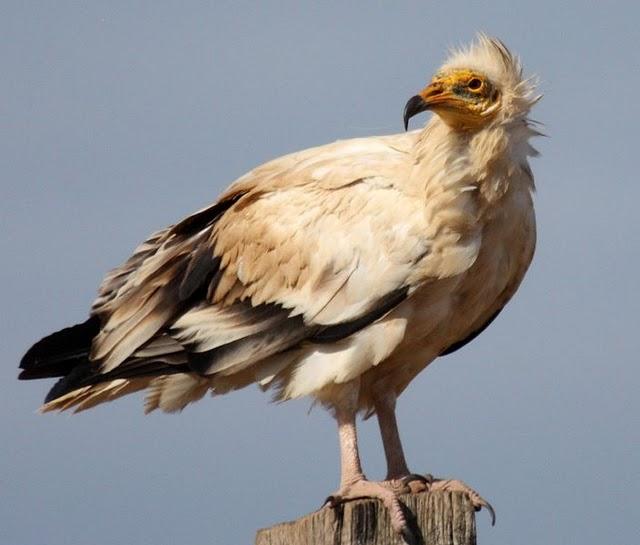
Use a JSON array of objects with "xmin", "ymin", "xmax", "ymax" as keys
[{"xmin": 44, "ymin": 133, "xmax": 484, "ymax": 410}]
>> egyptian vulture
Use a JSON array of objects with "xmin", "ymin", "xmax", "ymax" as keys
[{"xmin": 20, "ymin": 35, "xmax": 540, "ymax": 542}]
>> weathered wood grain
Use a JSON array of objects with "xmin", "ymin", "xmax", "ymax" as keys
[{"xmin": 255, "ymin": 491, "xmax": 477, "ymax": 545}]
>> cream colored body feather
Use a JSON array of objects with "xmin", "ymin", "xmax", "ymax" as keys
[{"xmin": 41, "ymin": 36, "xmax": 539, "ymax": 416}]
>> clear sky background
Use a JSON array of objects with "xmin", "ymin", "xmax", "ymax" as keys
[{"xmin": 1, "ymin": 2, "xmax": 638, "ymax": 545}]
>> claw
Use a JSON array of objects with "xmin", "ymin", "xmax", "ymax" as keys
[
  {"xmin": 400, "ymin": 473, "xmax": 429, "ymax": 487},
  {"xmin": 398, "ymin": 473, "xmax": 429, "ymax": 494},
  {"xmin": 480, "ymin": 499, "xmax": 496, "ymax": 526},
  {"xmin": 464, "ymin": 485, "xmax": 496, "ymax": 526},
  {"xmin": 428, "ymin": 477, "xmax": 496, "ymax": 526},
  {"xmin": 324, "ymin": 478, "xmax": 417, "ymax": 542},
  {"xmin": 322, "ymin": 495, "xmax": 338, "ymax": 508},
  {"xmin": 400, "ymin": 524, "xmax": 419, "ymax": 545}
]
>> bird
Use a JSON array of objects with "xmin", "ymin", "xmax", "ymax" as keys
[{"xmin": 19, "ymin": 35, "xmax": 540, "ymax": 543}]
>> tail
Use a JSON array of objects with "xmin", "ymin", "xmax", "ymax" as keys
[
  {"xmin": 19, "ymin": 317, "xmax": 197, "ymax": 412},
  {"xmin": 19, "ymin": 317, "xmax": 100, "ymax": 381},
  {"xmin": 19, "ymin": 317, "xmax": 105, "ymax": 406}
]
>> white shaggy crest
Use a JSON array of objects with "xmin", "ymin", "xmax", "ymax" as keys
[{"xmin": 441, "ymin": 33, "xmax": 540, "ymax": 120}]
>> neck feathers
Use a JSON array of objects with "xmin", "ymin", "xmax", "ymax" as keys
[{"xmin": 413, "ymin": 116, "xmax": 537, "ymax": 208}]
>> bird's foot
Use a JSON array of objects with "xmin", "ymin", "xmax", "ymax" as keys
[
  {"xmin": 427, "ymin": 476, "xmax": 496, "ymax": 525},
  {"xmin": 323, "ymin": 475, "xmax": 494, "ymax": 544},
  {"xmin": 396, "ymin": 473, "xmax": 431, "ymax": 494},
  {"xmin": 324, "ymin": 478, "xmax": 421, "ymax": 544}
]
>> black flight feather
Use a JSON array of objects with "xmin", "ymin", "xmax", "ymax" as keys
[
  {"xmin": 19, "ymin": 316, "xmax": 100, "ymax": 380},
  {"xmin": 439, "ymin": 307, "xmax": 503, "ymax": 356}
]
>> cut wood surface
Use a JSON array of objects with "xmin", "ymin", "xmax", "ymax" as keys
[{"xmin": 255, "ymin": 490, "xmax": 477, "ymax": 545}]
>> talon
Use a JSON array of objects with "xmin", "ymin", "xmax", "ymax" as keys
[
  {"xmin": 400, "ymin": 524, "xmax": 419, "ymax": 545},
  {"xmin": 481, "ymin": 500, "xmax": 496, "ymax": 526},
  {"xmin": 325, "ymin": 478, "xmax": 416, "ymax": 541},
  {"xmin": 401, "ymin": 473, "xmax": 429, "ymax": 486},
  {"xmin": 323, "ymin": 495, "xmax": 338, "ymax": 508},
  {"xmin": 398, "ymin": 473, "xmax": 429, "ymax": 493},
  {"xmin": 466, "ymin": 487, "xmax": 496, "ymax": 525},
  {"xmin": 428, "ymin": 477, "xmax": 495, "ymax": 525}
]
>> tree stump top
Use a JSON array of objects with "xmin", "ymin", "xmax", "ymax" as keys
[{"xmin": 256, "ymin": 490, "xmax": 477, "ymax": 545}]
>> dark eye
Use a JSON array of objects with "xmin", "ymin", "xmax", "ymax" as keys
[{"xmin": 468, "ymin": 78, "xmax": 483, "ymax": 90}]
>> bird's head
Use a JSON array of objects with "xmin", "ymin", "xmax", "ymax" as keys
[{"xmin": 404, "ymin": 35, "xmax": 539, "ymax": 132}]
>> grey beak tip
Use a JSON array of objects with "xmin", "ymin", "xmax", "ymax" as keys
[{"xmin": 403, "ymin": 94, "xmax": 428, "ymax": 131}]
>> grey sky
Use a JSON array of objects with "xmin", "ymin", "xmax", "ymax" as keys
[{"xmin": 2, "ymin": 2, "xmax": 638, "ymax": 544}]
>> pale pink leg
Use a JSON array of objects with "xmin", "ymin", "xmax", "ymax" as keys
[
  {"xmin": 325, "ymin": 382, "xmax": 415, "ymax": 543},
  {"xmin": 374, "ymin": 390, "xmax": 429, "ymax": 492},
  {"xmin": 375, "ymin": 390, "xmax": 410, "ymax": 479},
  {"xmin": 374, "ymin": 388, "xmax": 495, "ymax": 524},
  {"xmin": 335, "ymin": 395, "xmax": 365, "ymax": 487}
]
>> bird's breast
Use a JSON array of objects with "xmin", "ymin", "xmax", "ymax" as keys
[{"xmin": 363, "ymin": 178, "xmax": 536, "ymax": 399}]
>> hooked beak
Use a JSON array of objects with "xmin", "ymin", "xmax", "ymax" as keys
[
  {"xmin": 403, "ymin": 95, "xmax": 428, "ymax": 131},
  {"xmin": 403, "ymin": 81, "xmax": 449, "ymax": 131}
]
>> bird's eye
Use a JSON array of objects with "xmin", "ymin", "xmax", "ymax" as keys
[{"xmin": 468, "ymin": 78, "xmax": 483, "ymax": 91}]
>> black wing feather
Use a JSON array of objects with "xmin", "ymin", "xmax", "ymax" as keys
[
  {"xmin": 19, "ymin": 316, "xmax": 100, "ymax": 380},
  {"xmin": 439, "ymin": 307, "xmax": 503, "ymax": 356}
]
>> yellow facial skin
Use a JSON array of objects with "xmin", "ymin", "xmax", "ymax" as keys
[{"xmin": 419, "ymin": 69, "xmax": 501, "ymax": 130}]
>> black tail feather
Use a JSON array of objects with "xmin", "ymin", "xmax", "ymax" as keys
[
  {"xmin": 43, "ymin": 360, "xmax": 190, "ymax": 404},
  {"xmin": 44, "ymin": 363, "xmax": 96, "ymax": 403},
  {"xmin": 19, "ymin": 316, "xmax": 100, "ymax": 380},
  {"xmin": 20, "ymin": 316, "xmax": 191, "ymax": 404}
]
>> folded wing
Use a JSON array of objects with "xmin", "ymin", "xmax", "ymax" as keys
[{"xmin": 22, "ymin": 134, "xmax": 483, "ymax": 412}]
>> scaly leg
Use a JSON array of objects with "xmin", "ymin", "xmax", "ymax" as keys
[
  {"xmin": 373, "ymin": 388, "xmax": 495, "ymax": 525},
  {"xmin": 324, "ymin": 381, "xmax": 417, "ymax": 544},
  {"xmin": 374, "ymin": 390, "xmax": 429, "ymax": 492}
]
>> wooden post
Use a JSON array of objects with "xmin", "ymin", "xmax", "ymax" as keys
[{"xmin": 255, "ymin": 490, "xmax": 477, "ymax": 545}]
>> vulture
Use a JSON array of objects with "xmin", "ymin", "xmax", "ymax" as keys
[{"xmin": 20, "ymin": 35, "xmax": 540, "ymax": 542}]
